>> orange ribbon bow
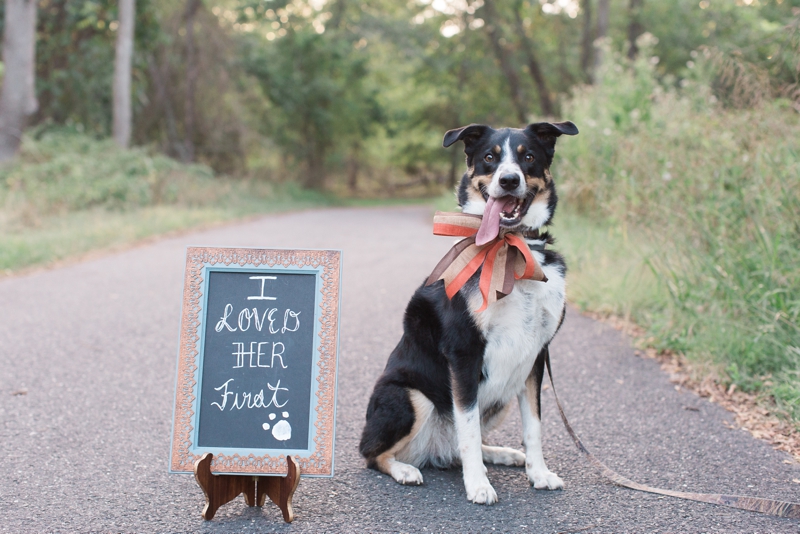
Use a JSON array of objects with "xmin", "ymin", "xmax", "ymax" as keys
[{"xmin": 425, "ymin": 211, "xmax": 548, "ymax": 312}]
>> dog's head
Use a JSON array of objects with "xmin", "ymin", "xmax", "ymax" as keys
[{"xmin": 444, "ymin": 122, "xmax": 578, "ymax": 233}]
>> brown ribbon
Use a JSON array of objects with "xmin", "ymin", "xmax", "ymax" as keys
[
  {"xmin": 545, "ymin": 351, "xmax": 800, "ymax": 520},
  {"xmin": 425, "ymin": 212, "xmax": 547, "ymax": 312}
]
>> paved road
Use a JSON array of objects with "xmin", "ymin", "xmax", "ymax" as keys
[{"xmin": 1, "ymin": 206, "xmax": 799, "ymax": 533}]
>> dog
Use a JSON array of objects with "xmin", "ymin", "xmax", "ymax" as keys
[{"xmin": 359, "ymin": 121, "xmax": 578, "ymax": 505}]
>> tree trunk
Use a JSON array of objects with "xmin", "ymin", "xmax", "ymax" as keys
[
  {"xmin": 300, "ymin": 119, "xmax": 327, "ymax": 189},
  {"xmin": 448, "ymin": 147, "xmax": 461, "ymax": 189},
  {"xmin": 580, "ymin": 0, "xmax": 594, "ymax": 83},
  {"xmin": 0, "ymin": 0, "xmax": 38, "ymax": 162},
  {"xmin": 304, "ymin": 148, "xmax": 327, "ymax": 190},
  {"xmin": 147, "ymin": 55, "xmax": 189, "ymax": 161},
  {"xmin": 511, "ymin": 1, "xmax": 554, "ymax": 117},
  {"xmin": 347, "ymin": 142, "xmax": 360, "ymax": 193},
  {"xmin": 328, "ymin": 0, "xmax": 347, "ymax": 30},
  {"xmin": 627, "ymin": 0, "xmax": 644, "ymax": 60},
  {"xmin": 594, "ymin": 0, "xmax": 610, "ymax": 76},
  {"xmin": 183, "ymin": 0, "xmax": 202, "ymax": 163},
  {"xmin": 113, "ymin": 0, "xmax": 135, "ymax": 148},
  {"xmin": 482, "ymin": 1, "xmax": 527, "ymax": 125},
  {"xmin": 555, "ymin": 15, "xmax": 573, "ymax": 88}
]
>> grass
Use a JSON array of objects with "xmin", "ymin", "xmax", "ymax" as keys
[
  {"xmin": 554, "ymin": 48, "xmax": 800, "ymax": 421},
  {"xmin": 0, "ymin": 129, "xmax": 439, "ymax": 274},
  {"xmin": 0, "ymin": 190, "xmax": 330, "ymax": 273},
  {"xmin": 553, "ymin": 209, "xmax": 665, "ymax": 326}
]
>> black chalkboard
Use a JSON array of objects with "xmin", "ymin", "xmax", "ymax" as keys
[
  {"xmin": 171, "ymin": 247, "xmax": 341, "ymax": 477},
  {"xmin": 197, "ymin": 270, "xmax": 316, "ymax": 450}
]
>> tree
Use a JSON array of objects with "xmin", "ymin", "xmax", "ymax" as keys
[
  {"xmin": 482, "ymin": 1, "xmax": 527, "ymax": 124},
  {"xmin": 627, "ymin": 0, "xmax": 644, "ymax": 60},
  {"xmin": 0, "ymin": 0, "xmax": 37, "ymax": 162},
  {"xmin": 113, "ymin": 0, "xmax": 136, "ymax": 147},
  {"xmin": 242, "ymin": 27, "xmax": 381, "ymax": 189},
  {"xmin": 593, "ymin": 0, "xmax": 610, "ymax": 78},
  {"xmin": 512, "ymin": 1, "xmax": 554, "ymax": 116},
  {"xmin": 182, "ymin": 0, "xmax": 201, "ymax": 162},
  {"xmin": 579, "ymin": 0, "xmax": 594, "ymax": 82}
]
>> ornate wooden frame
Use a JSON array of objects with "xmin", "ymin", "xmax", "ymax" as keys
[{"xmin": 170, "ymin": 247, "xmax": 341, "ymax": 477}]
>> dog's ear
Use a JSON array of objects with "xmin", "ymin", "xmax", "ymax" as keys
[
  {"xmin": 527, "ymin": 121, "xmax": 579, "ymax": 138},
  {"xmin": 443, "ymin": 124, "xmax": 491, "ymax": 148},
  {"xmin": 525, "ymin": 121, "xmax": 579, "ymax": 163}
]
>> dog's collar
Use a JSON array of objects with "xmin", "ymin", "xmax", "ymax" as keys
[
  {"xmin": 520, "ymin": 228, "xmax": 541, "ymax": 240},
  {"xmin": 520, "ymin": 229, "xmax": 546, "ymax": 252},
  {"xmin": 528, "ymin": 241, "xmax": 546, "ymax": 253}
]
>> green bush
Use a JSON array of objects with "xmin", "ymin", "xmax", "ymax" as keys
[
  {"xmin": 0, "ymin": 131, "xmax": 347, "ymax": 272},
  {"xmin": 0, "ymin": 129, "xmax": 216, "ymax": 224},
  {"xmin": 557, "ymin": 45, "xmax": 800, "ymax": 419}
]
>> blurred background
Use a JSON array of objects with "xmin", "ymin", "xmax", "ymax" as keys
[{"xmin": 0, "ymin": 1, "xmax": 798, "ymax": 429}]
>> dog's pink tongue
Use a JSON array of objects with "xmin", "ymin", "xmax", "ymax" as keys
[{"xmin": 476, "ymin": 196, "xmax": 515, "ymax": 246}]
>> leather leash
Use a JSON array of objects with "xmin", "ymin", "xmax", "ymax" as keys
[{"xmin": 544, "ymin": 352, "xmax": 800, "ymax": 519}]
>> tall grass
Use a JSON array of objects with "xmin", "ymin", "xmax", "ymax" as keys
[
  {"xmin": 556, "ymin": 45, "xmax": 800, "ymax": 419},
  {"xmin": 0, "ymin": 129, "xmax": 338, "ymax": 272},
  {"xmin": 0, "ymin": 129, "xmax": 435, "ymax": 273},
  {"xmin": 0, "ymin": 129, "xmax": 217, "ymax": 226}
]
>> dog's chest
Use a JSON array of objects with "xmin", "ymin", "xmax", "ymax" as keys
[{"xmin": 468, "ymin": 258, "xmax": 566, "ymax": 406}]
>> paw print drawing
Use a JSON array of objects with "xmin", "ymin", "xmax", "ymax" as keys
[{"xmin": 261, "ymin": 411, "xmax": 291, "ymax": 441}]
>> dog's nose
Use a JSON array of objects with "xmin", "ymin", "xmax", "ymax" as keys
[{"xmin": 499, "ymin": 175, "xmax": 520, "ymax": 191}]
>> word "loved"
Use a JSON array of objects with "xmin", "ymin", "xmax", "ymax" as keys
[{"xmin": 215, "ymin": 305, "xmax": 301, "ymax": 334}]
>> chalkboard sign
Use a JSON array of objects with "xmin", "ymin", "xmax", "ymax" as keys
[{"xmin": 170, "ymin": 247, "xmax": 342, "ymax": 477}]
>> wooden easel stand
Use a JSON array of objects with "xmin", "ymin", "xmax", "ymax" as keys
[{"xmin": 193, "ymin": 453, "xmax": 301, "ymax": 522}]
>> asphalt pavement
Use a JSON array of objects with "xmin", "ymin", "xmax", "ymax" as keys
[{"xmin": 1, "ymin": 206, "xmax": 799, "ymax": 533}]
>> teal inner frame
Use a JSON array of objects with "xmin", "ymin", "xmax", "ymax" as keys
[{"xmin": 188, "ymin": 263, "xmax": 329, "ymax": 475}]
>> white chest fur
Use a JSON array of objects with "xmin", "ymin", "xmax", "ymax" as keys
[{"xmin": 467, "ymin": 254, "xmax": 566, "ymax": 408}]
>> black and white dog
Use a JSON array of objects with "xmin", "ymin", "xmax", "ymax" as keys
[{"xmin": 359, "ymin": 121, "xmax": 578, "ymax": 505}]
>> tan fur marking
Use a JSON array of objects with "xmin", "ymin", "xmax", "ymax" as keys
[
  {"xmin": 450, "ymin": 372, "xmax": 477, "ymax": 412},
  {"xmin": 530, "ymin": 187, "xmax": 551, "ymax": 207},
  {"xmin": 481, "ymin": 403, "xmax": 512, "ymax": 435},
  {"xmin": 450, "ymin": 374, "xmax": 463, "ymax": 410},
  {"xmin": 525, "ymin": 175, "xmax": 547, "ymax": 192},
  {"xmin": 466, "ymin": 187, "xmax": 484, "ymax": 206},
  {"xmin": 544, "ymin": 168, "xmax": 553, "ymax": 183},
  {"xmin": 373, "ymin": 389, "xmax": 429, "ymax": 475},
  {"xmin": 470, "ymin": 174, "xmax": 492, "ymax": 198},
  {"xmin": 492, "ymin": 145, "xmax": 501, "ymax": 154},
  {"xmin": 524, "ymin": 374, "xmax": 541, "ymax": 419},
  {"xmin": 517, "ymin": 144, "xmax": 526, "ymax": 154}
]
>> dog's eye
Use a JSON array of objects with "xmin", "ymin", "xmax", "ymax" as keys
[
  {"xmin": 484, "ymin": 154, "xmax": 494, "ymax": 162},
  {"xmin": 524, "ymin": 154, "xmax": 534, "ymax": 163}
]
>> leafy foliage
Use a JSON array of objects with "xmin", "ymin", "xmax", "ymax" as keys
[
  {"xmin": 0, "ymin": 128, "xmax": 214, "ymax": 223},
  {"xmin": 0, "ymin": 0, "xmax": 161, "ymax": 136},
  {"xmin": 558, "ymin": 47, "xmax": 800, "ymax": 418},
  {"xmin": 240, "ymin": 25, "xmax": 381, "ymax": 188}
]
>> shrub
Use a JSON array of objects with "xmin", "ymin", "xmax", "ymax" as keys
[
  {"xmin": 0, "ymin": 129, "xmax": 216, "ymax": 226},
  {"xmin": 557, "ymin": 46, "xmax": 800, "ymax": 418}
]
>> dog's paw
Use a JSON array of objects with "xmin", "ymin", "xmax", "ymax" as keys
[
  {"xmin": 464, "ymin": 476, "xmax": 498, "ymax": 505},
  {"xmin": 390, "ymin": 463, "xmax": 424, "ymax": 486},
  {"xmin": 528, "ymin": 469, "xmax": 564, "ymax": 490},
  {"xmin": 482, "ymin": 445, "xmax": 526, "ymax": 467}
]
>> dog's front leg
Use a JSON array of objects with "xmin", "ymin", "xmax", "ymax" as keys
[
  {"xmin": 518, "ymin": 346, "xmax": 564, "ymax": 490},
  {"xmin": 452, "ymin": 380, "xmax": 497, "ymax": 505}
]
